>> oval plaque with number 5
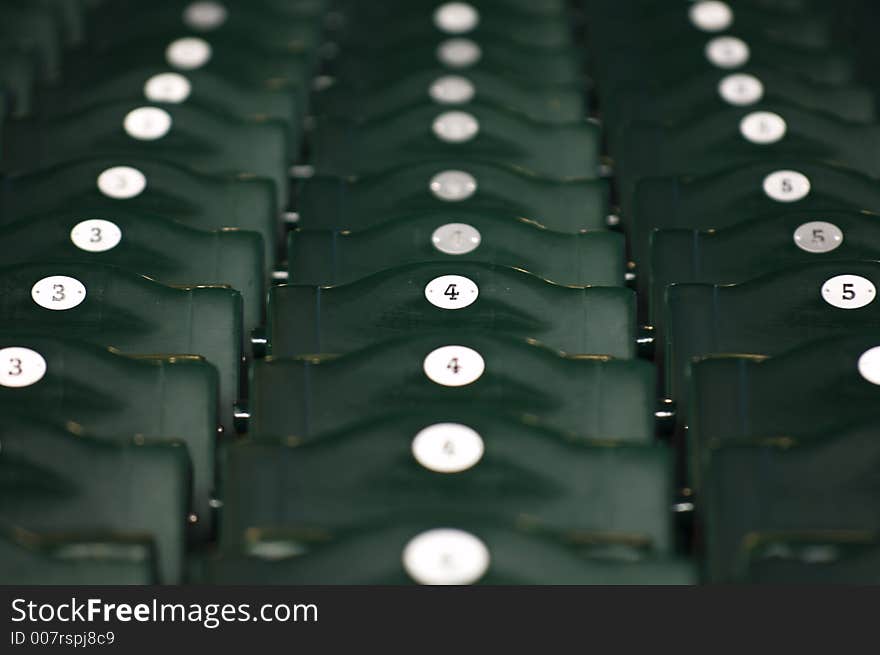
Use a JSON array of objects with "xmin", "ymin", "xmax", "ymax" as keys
[{"xmin": 822, "ymin": 274, "xmax": 876, "ymax": 309}]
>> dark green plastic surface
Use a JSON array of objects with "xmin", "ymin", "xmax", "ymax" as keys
[
  {"xmin": 0, "ymin": 415, "xmax": 189, "ymax": 583},
  {"xmin": 0, "ymin": 525, "xmax": 157, "ymax": 585},
  {"xmin": 252, "ymin": 333, "xmax": 655, "ymax": 442},
  {"xmin": 223, "ymin": 411, "xmax": 673, "ymax": 548},
  {"xmin": 0, "ymin": 262, "xmax": 241, "ymax": 436},
  {"xmin": 649, "ymin": 210, "xmax": 880, "ymax": 325},
  {"xmin": 2, "ymin": 100, "xmax": 291, "ymax": 206},
  {"xmin": 0, "ymin": 210, "xmax": 264, "ymax": 339},
  {"xmin": 0, "ymin": 156, "xmax": 279, "ymax": 264},
  {"xmin": 703, "ymin": 421, "xmax": 880, "ymax": 583},
  {"xmin": 207, "ymin": 520, "xmax": 695, "ymax": 585},
  {"xmin": 296, "ymin": 161, "xmax": 609, "ymax": 233},
  {"xmin": 664, "ymin": 261, "xmax": 880, "ymax": 404},
  {"xmin": 269, "ymin": 262, "xmax": 635, "ymax": 357},
  {"xmin": 0, "ymin": 333, "xmax": 219, "ymax": 541},
  {"xmin": 310, "ymin": 105, "xmax": 600, "ymax": 179},
  {"xmin": 288, "ymin": 213, "xmax": 623, "ymax": 287}
]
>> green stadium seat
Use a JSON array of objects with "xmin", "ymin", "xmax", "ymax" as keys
[
  {"xmin": 312, "ymin": 69, "xmax": 586, "ymax": 124},
  {"xmin": 334, "ymin": 0, "xmax": 567, "ymax": 18},
  {"xmin": 0, "ymin": 3, "xmax": 63, "ymax": 81},
  {"xmin": 0, "ymin": 262, "xmax": 241, "ymax": 440},
  {"xmin": 0, "ymin": 156, "xmax": 279, "ymax": 265},
  {"xmin": 59, "ymin": 32, "xmax": 311, "ymax": 92},
  {"xmin": 329, "ymin": 42, "xmax": 583, "ymax": 87},
  {"xmin": 295, "ymin": 161, "xmax": 609, "ymax": 233},
  {"xmin": 223, "ymin": 410, "xmax": 674, "ymax": 548},
  {"xmin": 740, "ymin": 533, "xmax": 880, "ymax": 584},
  {"xmin": 702, "ymin": 420, "xmax": 880, "ymax": 583},
  {"xmin": 629, "ymin": 160, "xmax": 880, "ymax": 283},
  {"xmin": 268, "ymin": 262, "xmax": 635, "ymax": 357},
  {"xmin": 252, "ymin": 332, "xmax": 655, "ymax": 441},
  {"xmin": 664, "ymin": 261, "xmax": 880, "ymax": 406},
  {"xmin": 0, "ymin": 415, "xmax": 190, "ymax": 583},
  {"xmin": 616, "ymin": 102, "xmax": 880, "ymax": 205},
  {"xmin": 206, "ymin": 519, "xmax": 696, "ymax": 584},
  {"xmin": 688, "ymin": 334, "xmax": 880, "ymax": 489},
  {"xmin": 29, "ymin": 0, "xmax": 86, "ymax": 47},
  {"xmin": 98, "ymin": 0, "xmax": 328, "ymax": 18},
  {"xmin": 595, "ymin": 35, "xmax": 856, "ymax": 92},
  {"xmin": 0, "ymin": 46, "xmax": 39, "ymax": 117},
  {"xmin": 589, "ymin": 3, "xmax": 836, "ymax": 49},
  {"xmin": 1, "ymin": 100, "xmax": 291, "ymax": 207},
  {"xmin": 339, "ymin": 25, "xmax": 573, "ymax": 55},
  {"xmin": 308, "ymin": 105, "xmax": 600, "ymax": 179},
  {"xmin": 0, "ymin": 525, "xmax": 157, "ymax": 585},
  {"xmin": 649, "ymin": 210, "xmax": 880, "ymax": 327},
  {"xmin": 34, "ymin": 65, "xmax": 302, "ymax": 145},
  {"xmin": 86, "ymin": 4, "xmax": 323, "ymax": 55},
  {"xmin": 0, "ymin": 210, "xmax": 265, "ymax": 341},
  {"xmin": 603, "ymin": 66, "xmax": 875, "ymax": 141},
  {"xmin": 0, "ymin": 333, "xmax": 219, "ymax": 540},
  {"xmin": 288, "ymin": 214, "xmax": 623, "ymax": 286}
]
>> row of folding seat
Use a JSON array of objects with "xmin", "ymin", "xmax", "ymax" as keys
[
  {"xmin": 590, "ymin": 0, "xmax": 880, "ymax": 581},
  {"xmin": 206, "ymin": 1, "xmax": 696, "ymax": 584},
  {"xmin": 12, "ymin": 0, "xmax": 876, "ymax": 586},
  {"xmin": 0, "ymin": 0, "xmax": 327, "ymax": 583}
]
